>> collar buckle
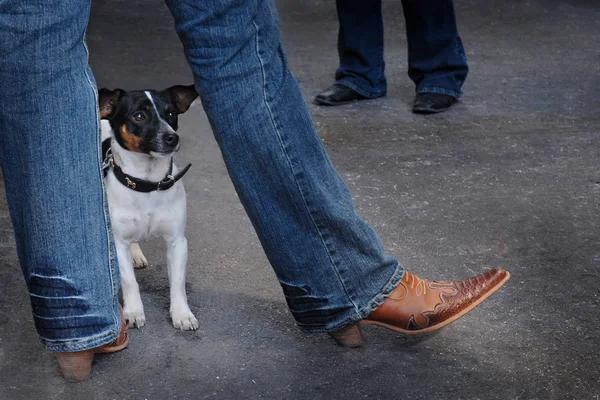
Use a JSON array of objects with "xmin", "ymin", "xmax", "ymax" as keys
[
  {"xmin": 102, "ymin": 149, "xmax": 115, "ymax": 174},
  {"xmin": 157, "ymin": 174, "xmax": 175, "ymax": 191}
]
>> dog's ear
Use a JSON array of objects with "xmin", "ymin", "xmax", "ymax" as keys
[
  {"xmin": 164, "ymin": 84, "xmax": 199, "ymax": 114},
  {"xmin": 98, "ymin": 88, "xmax": 125, "ymax": 120}
]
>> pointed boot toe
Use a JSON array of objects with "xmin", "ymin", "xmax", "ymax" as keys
[
  {"xmin": 363, "ymin": 267, "xmax": 510, "ymax": 334},
  {"xmin": 329, "ymin": 267, "xmax": 510, "ymax": 347}
]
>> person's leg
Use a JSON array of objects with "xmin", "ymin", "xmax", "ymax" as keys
[
  {"xmin": 165, "ymin": 0, "xmax": 403, "ymax": 333},
  {"xmin": 314, "ymin": 0, "xmax": 386, "ymax": 105},
  {"xmin": 165, "ymin": 0, "xmax": 510, "ymax": 343},
  {"xmin": 0, "ymin": 0, "xmax": 122, "ymax": 379},
  {"xmin": 334, "ymin": 0, "xmax": 387, "ymax": 98},
  {"xmin": 402, "ymin": 0, "xmax": 468, "ymax": 112}
]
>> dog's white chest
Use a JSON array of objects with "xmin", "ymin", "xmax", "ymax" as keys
[{"xmin": 105, "ymin": 174, "xmax": 186, "ymax": 243}]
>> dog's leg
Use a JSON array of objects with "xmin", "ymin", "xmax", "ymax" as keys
[
  {"xmin": 130, "ymin": 243, "xmax": 148, "ymax": 269},
  {"xmin": 115, "ymin": 240, "xmax": 146, "ymax": 328},
  {"xmin": 166, "ymin": 236, "xmax": 198, "ymax": 330}
]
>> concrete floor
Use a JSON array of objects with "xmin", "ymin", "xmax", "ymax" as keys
[{"xmin": 1, "ymin": 0, "xmax": 599, "ymax": 399}]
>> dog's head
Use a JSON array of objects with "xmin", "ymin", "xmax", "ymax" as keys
[{"xmin": 99, "ymin": 85, "xmax": 198, "ymax": 156}]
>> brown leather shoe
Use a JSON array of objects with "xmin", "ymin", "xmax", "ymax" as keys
[
  {"xmin": 55, "ymin": 306, "xmax": 130, "ymax": 382},
  {"xmin": 329, "ymin": 267, "xmax": 510, "ymax": 347}
]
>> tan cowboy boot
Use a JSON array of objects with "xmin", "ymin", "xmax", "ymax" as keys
[
  {"xmin": 55, "ymin": 305, "xmax": 130, "ymax": 382},
  {"xmin": 329, "ymin": 267, "xmax": 510, "ymax": 347}
]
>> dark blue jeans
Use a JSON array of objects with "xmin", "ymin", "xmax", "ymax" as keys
[{"xmin": 335, "ymin": 0, "xmax": 469, "ymax": 99}]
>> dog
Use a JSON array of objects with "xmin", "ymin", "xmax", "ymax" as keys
[{"xmin": 98, "ymin": 85, "xmax": 199, "ymax": 331}]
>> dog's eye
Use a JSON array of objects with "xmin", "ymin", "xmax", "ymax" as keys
[
  {"xmin": 133, "ymin": 112, "xmax": 146, "ymax": 122},
  {"xmin": 168, "ymin": 111, "xmax": 175, "ymax": 118}
]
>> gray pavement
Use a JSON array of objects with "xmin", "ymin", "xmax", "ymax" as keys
[{"xmin": 1, "ymin": 0, "xmax": 599, "ymax": 399}]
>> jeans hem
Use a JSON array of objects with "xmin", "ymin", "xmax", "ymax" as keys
[
  {"xmin": 416, "ymin": 86, "xmax": 462, "ymax": 99},
  {"xmin": 298, "ymin": 262, "xmax": 405, "ymax": 334},
  {"xmin": 336, "ymin": 79, "xmax": 387, "ymax": 99},
  {"xmin": 42, "ymin": 328, "xmax": 120, "ymax": 353}
]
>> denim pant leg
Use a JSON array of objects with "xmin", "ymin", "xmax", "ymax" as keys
[
  {"xmin": 334, "ymin": 0, "xmax": 387, "ymax": 98},
  {"xmin": 0, "ymin": 0, "xmax": 121, "ymax": 351},
  {"xmin": 165, "ymin": 0, "xmax": 403, "ymax": 333},
  {"xmin": 402, "ymin": 0, "xmax": 469, "ymax": 98}
]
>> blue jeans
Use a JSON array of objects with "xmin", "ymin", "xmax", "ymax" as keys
[
  {"xmin": 0, "ymin": 0, "xmax": 121, "ymax": 351},
  {"xmin": 335, "ymin": 0, "xmax": 469, "ymax": 99},
  {"xmin": 0, "ymin": 0, "xmax": 403, "ymax": 351}
]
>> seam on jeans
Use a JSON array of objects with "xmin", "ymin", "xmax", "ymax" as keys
[
  {"xmin": 455, "ymin": 38, "xmax": 467, "ymax": 62},
  {"xmin": 251, "ymin": 21, "xmax": 360, "ymax": 314},
  {"xmin": 82, "ymin": 32, "xmax": 120, "ymax": 338},
  {"xmin": 375, "ymin": 10, "xmax": 385, "ymax": 87}
]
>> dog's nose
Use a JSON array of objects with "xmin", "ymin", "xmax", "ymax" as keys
[{"xmin": 163, "ymin": 133, "xmax": 179, "ymax": 146}]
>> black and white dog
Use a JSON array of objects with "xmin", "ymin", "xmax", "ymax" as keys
[{"xmin": 98, "ymin": 85, "xmax": 199, "ymax": 330}]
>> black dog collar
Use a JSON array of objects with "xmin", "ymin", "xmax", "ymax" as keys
[{"xmin": 102, "ymin": 141, "xmax": 191, "ymax": 192}]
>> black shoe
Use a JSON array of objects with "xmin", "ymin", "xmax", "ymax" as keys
[
  {"xmin": 315, "ymin": 84, "xmax": 367, "ymax": 106},
  {"xmin": 412, "ymin": 93, "xmax": 457, "ymax": 114}
]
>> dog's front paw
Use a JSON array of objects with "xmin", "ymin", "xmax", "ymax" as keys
[
  {"xmin": 123, "ymin": 307, "xmax": 146, "ymax": 328},
  {"xmin": 171, "ymin": 308, "xmax": 199, "ymax": 331},
  {"xmin": 130, "ymin": 243, "xmax": 148, "ymax": 269}
]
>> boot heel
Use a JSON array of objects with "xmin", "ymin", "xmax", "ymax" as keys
[
  {"xmin": 55, "ymin": 350, "xmax": 94, "ymax": 382},
  {"xmin": 328, "ymin": 323, "xmax": 363, "ymax": 348}
]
